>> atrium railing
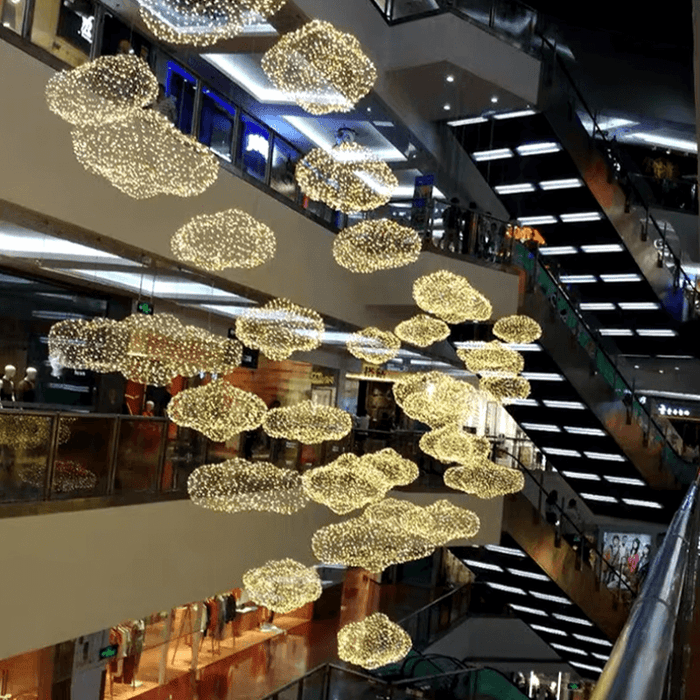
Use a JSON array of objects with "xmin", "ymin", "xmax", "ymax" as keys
[{"xmin": 590, "ymin": 472, "xmax": 700, "ymax": 700}]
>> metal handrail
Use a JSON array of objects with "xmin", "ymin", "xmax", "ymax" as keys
[
  {"xmin": 397, "ymin": 581, "xmax": 471, "ymax": 626},
  {"xmin": 590, "ymin": 473, "xmax": 700, "ymax": 700}
]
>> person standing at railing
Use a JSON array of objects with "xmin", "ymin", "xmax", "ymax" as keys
[{"xmin": 562, "ymin": 498, "xmax": 584, "ymax": 551}]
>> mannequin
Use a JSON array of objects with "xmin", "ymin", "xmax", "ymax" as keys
[
  {"xmin": 1, "ymin": 365, "xmax": 16, "ymax": 403},
  {"xmin": 17, "ymin": 367, "xmax": 37, "ymax": 403}
]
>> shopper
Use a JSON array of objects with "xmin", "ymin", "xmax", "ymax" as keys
[
  {"xmin": 562, "ymin": 498, "xmax": 583, "ymax": 549},
  {"xmin": 544, "ymin": 490, "xmax": 559, "ymax": 526},
  {"xmin": 441, "ymin": 198, "xmax": 463, "ymax": 253}
]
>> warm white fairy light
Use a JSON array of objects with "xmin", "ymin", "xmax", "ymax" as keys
[
  {"xmin": 458, "ymin": 341, "xmax": 525, "ymax": 376},
  {"xmin": 423, "ymin": 499, "xmax": 480, "ymax": 543},
  {"xmin": 173, "ymin": 326, "xmax": 243, "ymax": 377},
  {"xmin": 413, "ymin": 270, "xmax": 492, "ymax": 324},
  {"xmin": 419, "ymin": 424, "xmax": 491, "ymax": 464},
  {"xmin": 261, "ymin": 20, "xmax": 377, "ymax": 114},
  {"xmin": 493, "ymin": 315, "xmax": 542, "ymax": 344},
  {"xmin": 333, "ymin": 219, "xmax": 421, "ymax": 273},
  {"xmin": 337, "ymin": 613, "xmax": 412, "ymax": 670},
  {"xmin": 362, "ymin": 448, "xmax": 419, "ymax": 486},
  {"xmin": 262, "ymin": 400, "xmax": 353, "ymax": 444},
  {"xmin": 0, "ymin": 415, "xmax": 51, "ymax": 449},
  {"xmin": 46, "ymin": 54, "xmax": 158, "ymax": 126},
  {"xmin": 242, "ymin": 559, "xmax": 322, "ymax": 613},
  {"xmin": 346, "ymin": 327, "xmax": 401, "ymax": 365},
  {"xmin": 20, "ymin": 459, "xmax": 98, "ymax": 492},
  {"xmin": 394, "ymin": 315, "xmax": 450, "ymax": 348},
  {"xmin": 187, "ymin": 459, "xmax": 308, "ymax": 514},
  {"xmin": 71, "ymin": 110, "xmax": 219, "ymax": 199},
  {"xmin": 167, "ymin": 379, "xmax": 267, "ymax": 441},
  {"xmin": 171, "ymin": 209, "xmax": 277, "ymax": 271},
  {"xmin": 235, "ymin": 297, "xmax": 325, "ymax": 361},
  {"xmin": 480, "ymin": 375, "xmax": 532, "ymax": 404},
  {"xmin": 444, "ymin": 460, "xmax": 524, "ymax": 498}
]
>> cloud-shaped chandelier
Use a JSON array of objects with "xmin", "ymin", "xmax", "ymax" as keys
[
  {"xmin": 394, "ymin": 314, "xmax": 450, "ymax": 348},
  {"xmin": 187, "ymin": 459, "xmax": 308, "ymax": 513},
  {"xmin": 363, "ymin": 448, "xmax": 419, "ymax": 487},
  {"xmin": 346, "ymin": 327, "xmax": 401, "ymax": 365},
  {"xmin": 444, "ymin": 460, "xmax": 524, "ymax": 498},
  {"xmin": 235, "ymin": 297, "xmax": 325, "ymax": 361},
  {"xmin": 46, "ymin": 54, "xmax": 158, "ymax": 126},
  {"xmin": 393, "ymin": 371, "xmax": 477, "ymax": 427},
  {"xmin": 419, "ymin": 425, "xmax": 491, "ymax": 464},
  {"xmin": 458, "ymin": 341, "xmax": 525, "ymax": 377},
  {"xmin": 493, "ymin": 315, "xmax": 542, "ymax": 344},
  {"xmin": 168, "ymin": 379, "xmax": 267, "ymax": 441},
  {"xmin": 480, "ymin": 375, "xmax": 531, "ymax": 404},
  {"xmin": 333, "ymin": 219, "xmax": 421, "ymax": 273},
  {"xmin": 423, "ymin": 499, "xmax": 481, "ymax": 543},
  {"xmin": 262, "ymin": 20, "xmax": 377, "ymax": 114},
  {"xmin": 413, "ymin": 270, "xmax": 492, "ymax": 324},
  {"xmin": 262, "ymin": 400, "xmax": 353, "ymax": 444},
  {"xmin": 242, "ymin": 559, "xmax": 323, "ymax": 613},
  {"xmin": 337, "ymin": 613, "xmax": 412, "ymax": 670},
  {"xmin": 173, "ymin": 326, "xmax": 243, "ymax": 377},
  {"xmin": 295, "ymin": 142, "xmax": 398, "ymax": 214},
  {"xmin": 72, "ymin": 110, "xmax": 219, "ymax": 199},
  {"xmin": 171, "ymin": 209, "xmax": 276, "ymax": 271}
]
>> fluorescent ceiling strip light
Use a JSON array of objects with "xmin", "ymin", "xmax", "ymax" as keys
[
  {"xmin": 543, "ymin": 447, "xmax": 581, "ymax": 457},
  {"xmin": 472, "ymin": 148, "xmax": 514, "ymax": 161},
  {"xmin": 539, "ymin": 178, "xmax": 583, "ymax": 190},
  {"xmin": 507, "ymin": 344, "xmax": 542, "ymax": 352},
  {"xmin": 531, "ymin": 624, "xmax": 567, "ymax": 636},
  {"xmin": 564, "ymin": 426, "xmax": 606, "ymax": 436},
  {"xmin": 543, "ymin": 400, "xmax": 586, "ymax": 410},
  {"xmin": 448, "ymin": 116, "xmax": 488, "ymax": 126},
  {"xmin": 508, "ymin": 569, "xmax": 550, "ymax": 581},
  {"xmin": 618, "ymin": 302, "xmax": 660, "ymax": 310},
  {"xmin": 604, "ymin": 476, "xmax": 645, "ymax": 486},
  {"xmin": 622, "ymin": 498, "xmax": 664, "ymax": 509},
  {"xmin": 572, "ymin": 635, "xmax": 613, "ymax": 647},
  {"xmin": 540, "ymin": 246, "xmax": 578, "ymax": 256},
  {"xmin": 521, "ymin": 423, "xmax": 561, "ymax": 432},
  {"xmin": 570, "ymin": 662, "xmax": 604, "ymax": 673},
  {"xmin": 529, "ymin": 591, "xmax": 572, "ymax": 605},
  {"xmin": 495, "ymin": 183, "xmax": 536, "ymax": 194},
  {"xmin": 636, "ymin": 329, "xmax": 677, "ymax": 337},
  {"xmin": 580, "ymin": 493, "xmax": 618, "ymax": 503},
  {"xmin": 584, "ymin": 452, "xmax": 626, "ymax": 462},
  {"xmin": 560, "ymin": 472, "xmax": 601, "ymax": 481},
  {"xmin": 517, "ymin": 142, "xmax": 562, "ymax": 155},
  {"xmin": 510, "ymin": 604, "xmax": 549, "ymax": 616},
  {"xmin": 485, "ymin": 545, "xmax": 526, "ymax": 557},
  {"xmin": 560, "ymin": 212, "xmax": 603, "ymax": 223},
  {"xmin": 656, "ymin": 355, "xmax": 694, "ymax": 359},
  {"xmin": 463, "ymin": 559, "xmax": 504, "ymax": 571},
  {"xmin": 592, "ymin": 653, "xmax": 610, "ymax": 662},
  {"xmin": 560, "ymin": 275, "xmax": 597, "ymax": 283},
  {"xmin": 600, "ymin": 273, "xmax": 642, "ymax": 282},
  {"xmin": 518, "ymin": 215, "xmax": 558, "ymax": 225},
  {"xmin": 493, "ymin": 109, "xmax": 537, "ymax": 120},
  {"xmin": 581, "ymin": 244, "xmax": 623, "ymax": 253},
  {"xmin": 522, "ymin": 372, "xmax": 565, "ymax": 381},
  {"xmin": 599, "ymin": 329, "xmax": 634, "ymax": 336},
  {"xmin": 641, "ymin": 390, "xmax": 700, "ymax": 401},
  {"xmin": 485, "ymin": 582, "xmax": 527, "ymax": 595},
  {"xmin": 510, "ymin": 398, "xmax": 540, "ymax": 406},
  {"xmin": 553, "ymin": 614, "xmax": 593, "ymax": 626},
  {"xmin": 579, "ymin": 302, "xmax": 616, "ymax": 310},
  {"xmin": 628, "ymin": 132, "xmax": 698, "ymax": 153},
  {"xmin": 551, "ymin": 643, "xmax": 588, "ymax": 656}
]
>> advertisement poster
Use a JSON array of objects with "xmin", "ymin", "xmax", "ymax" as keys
[{"xmin": 601, "ymin": 532, "xmax": 652, "ymax": 592}]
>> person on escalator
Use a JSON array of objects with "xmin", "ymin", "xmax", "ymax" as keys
[{"xmin": 544, "ymin": 490, "xmax": 560, "ymax": 526}]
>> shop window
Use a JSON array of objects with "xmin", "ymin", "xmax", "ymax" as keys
[
  {"xmin": 198, "ymin": 88, "xmax": 235, "ymax": 161},
  {"xmin": 1, "ymin": 0, "xmax": 27, "ymax": 34},
  {"xmin": 100, "ymin": 11, "xmax": 151, "ymax": 62},
  {"xmin": 166, "ymin": 61, "xmax": 197, "ymax": 135},
  {"xmin": 236, "ymin": 113, "xmax": 270, "ymax": 182},
  {"xmin": 270, "ymin": 137, "xmax": 300, "ymax": 200},
  {"xmin": 31, "ymin": 0, "xmax": 93, "ymax": 66}
]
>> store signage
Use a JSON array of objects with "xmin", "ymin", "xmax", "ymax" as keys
[
  {"xmin": 568, "ymin": 682, "xmax": 582, "ymax": 690},
  {"xmin": 228, "ymin": 328, "xmax": 259, "ymax": 369},
  {"xmin": 137, "ymin": 301, "xmax": 154, "ymax": 315},
  {"xmin": 310, "ymin": 371, "xmax": 334, "ymax": 385},
  {"xmin": 99, "ymin": 644, "xmax": 118, "ymax": 660},
  {"xmin": 659, "ymin": 404, "xmax": 691, "ymax": 417},
  {"xmin": 346, "ymin": 364, "xmax": 406, "ymax": 383}
]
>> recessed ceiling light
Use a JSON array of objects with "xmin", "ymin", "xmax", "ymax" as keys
[
  {"xmin": 521, "ymin": 423, "xmax": 560, "ymax": 432},
  {"xmin": 495, "ymin": 183, "xmax": 537, "ymax": 194},
  {"xmin": 491, "ymin": 95, "xmax": 499, "ymax": 103},
  {"xmin": 637, "ymin": 329, "xmax": 677, "ymax": 337},
  {"xmin": 517, "ymin": 142, "xmax": 562, "ymax": 156},
  {"xmin": 510, "ymin": 604, "xmax": 549, "ymax": 616},
  {"xmin": 560, "ymin": 472, "xmax": 601, "ymax": 481},
  {"xmin": 521, "ymin": 372, "xmax": 565, "ymax": 381},
  {"xmin": 618, "ymin": 302, "xmax": 660, "ymax": 310},
  {"xmin": 572, "ymin": 634, "xmax": 613, "ymax": 647},
  {"xmin": 570, "ymin": 661, "xmax": 604, "ymax": 673},
  {"xmin": 463, "ymin": 559, "xmax": 504, "ymax": 571},
  {"xmin": 552, "ymin": 614, "xmax": 593, "ymax": 626},
  {"xmin": 564, "ymin": 426, "xmax": 606, "ymax": 436},
  {"xmin": 531, "ymin": 624, "xmax": 568, "ymax": 636},
  {"xmin": 484, "ymin": 545, "xmax": 525, "ymax": 557},
  {"xmin": 600, "ymin": 273, "xmax": 642, "ymax": 283},
  {"xmin": 539, "ymin": 178, "xmax": 583, "ymax": 190},
  {"xmin": 579, "ymin": 302, "xmax": 615, "ymax": 311},
  {"xmin": 446, "ymin": 74, "xmax": 455, "ymax": 82},
  {"xmin": 543, "ymin": 447, "xmax": 582, "ymax": 457},
  {"xmin": 579, "ymin": 493, "xmax": 618, "ymax": 503},
  {"xmin": 581, "ymin": 243, "xmax": 623, "ymax": 253},
  {"xmin": 635, "ymin": 365, "xmax": 640, "ymax": 369},
  {"xmin": 443, "ymin": 103, "xmax": 451, "ymax": 110},
  {"xmin": 560, "ymin": 212, "xmax": 603, "ymax": 223},
  {"xmin": 518, "ymin": 215, "xmax": 558, "ymax": 226},
  {"xmin": 529, "ymin": 591, "xmax": 572, "ymax": 605},
  {"xmin": 486, "ymin": 582, "xmax": 526, "ymax": 595},
  {"xmin": 551, "ymin": 643, "xmax": 588, "ymax": 655},
  {"xmin": 493, "ymin": 109, "xmax": 537, "ymax": 120},
  {"xmin": 539, "ymin": 246, "xmax": 578, "ymax": 256},
  {"xmin": 584, "ymin": 451, "xmax": 626, "ymax": 462},
  {"xmin": 599, "ymin": 329, "xmax": 634, "ymax": 336},
  {"xmin": 559, "ymin": 275, "xmax": 598, "ymax": 284},
  {"xmin": 448, "ymin": 116, "xmax": 488, "ymax": 126},
  {"xmin": 472, "ymin": 148, "xmax": 514, "ymax": 161},
  {"xmin": 543, "ymin": 400, "xmax": 586, "ymax": 410},
  {"xmin": 622, "ymin": 498, "xmax": 664, "ymax": 509},
  {"xmin": 604, "ymin": 476, "xmax": 645, "ymax": 486},
  {"xmin": 507, "ymin": 568, "xmax": 550, "ymax": 581}
]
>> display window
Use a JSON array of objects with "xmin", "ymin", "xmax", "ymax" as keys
[
  {"xmin": 1, "ymin": 0, "xmax": 27, "ymax": 35},
  {"xmin": 31, "ymin": 0, "xmax": 93, "ymax": 66},
  {"xmin": 165, "ymin": 61, "xmax": 196, "ymax": 135},
  {"xmin": 198, "ymin": 87, "xmax": 236, "ymax": 162}
]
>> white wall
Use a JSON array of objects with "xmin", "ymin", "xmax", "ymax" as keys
[{"xmin": 0, "ymin": 40, "xmax": 520, "ymax": 333}]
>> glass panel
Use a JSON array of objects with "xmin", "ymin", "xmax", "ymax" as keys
[
  {"xmin": 1, "ymin": 0, "xmax": 26, "ymax": 34},
  {"xmin": 270, "ymin": 138, "xmax": 301, "ymax": 200},
  {"xmin": 453, "ymin": 0, "xmax": 493, "ymax": 26},
  {"xmin": 0, "ymin": 414, "xmax": 52, "ymax": 503},
  {"xmin": 493, "ymin": 0, "xmax": 536, "ymax": 45},
  {"xmin": 100, "ymin": 12, "xmax": 151, "ymax": 62},
  {"xmin": 236, "ymin": 113, "xmax": 270, "ymax": 182},
  {"xmin": 300, "ymin": 669, "xmax": 325, "ymax": 700},
  {"xmin": 31, "ymin": 0, "xmax": 91, "ymax": 66},
  {"xmin": 276, "ymin": 686, "xmax": 299, "ymax": 700},
  {"xmin": 50, "ymin": 416, "xmax": 113, "ymax": 498},
  {"xmin": 166, "ymin": 62, "xmax": 197, "ymax": 135},
  {"xmin": 199, "ymin": 88, "xmax": 236, "ymax": 161},
  {"xmin": 390, "ymin": 0, "xmax": 440, "ymax": 20},
  {"xmin": 113, "ymin": 417, "xmax": 164, "ymax": 493}
]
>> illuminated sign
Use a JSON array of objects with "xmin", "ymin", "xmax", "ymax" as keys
[
  {"xmin": 659, "ymin": 404, "xmax": 690, "ymax": 417},
  {"xmin": 99, "ymin": 644, "xmax": 118, "ymax": 660},
  {"xmin": 310, "ymin": 371, "xmax": 334, "ymax": 385},
  {"xmin": 137, "ymin": 301, "xmax": 154, "ymax": 315}
]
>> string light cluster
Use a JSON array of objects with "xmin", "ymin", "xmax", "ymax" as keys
[
  {"xmin": 49, "ymin": 318, "xmax": 129, "ymax": 374},
  {"xmin": 19, "ymin": 460, "xmax": 98, "ymax": 492},
  {"xmin": 187, "ymin": 459, "xmax": 308, "ymax": 514},
  {"xmin": 412, "ymin": 270, "xmax": 492, "ymax": 324},
  {"xmin": 72, "ymin": 110, "xmax": 219, "ymax": 199},
  {"xmin": 493, "ymin": 315, "xmax": 542, "ymax": 344},
  {"xmin": 337, "ymin": 613, "xmax": 412, "ymax": 670},
  {"xmin": 301, "ymin": 454, "xmax": 391, "ymax": 514},
  {"xmin": 444, "ymin": 460, "xmax": 524, "ymax": 498},
  {"xmin": 423, "ymin": 499, "xmax": 481, "ymax": 543},
  {"xmin": 393, "ymin": 371, "xmax": 477, "ymax": 427},
  {"xmin": 242, "ymin": 559, "xmax": 323, "ymax": 613},
  {"xmin": 58, "ymin": 417, "xmax": 77, "ymax": 445},
  {"xmin": 363, "ymin": 448, "xmax": 419, "ymax": 486},
  {"xmin": 363, "ymin": 498, "xmax": 433, "ymax": 534},
  {"xmin": 174, "ymin": 326, "xmax": 243, "ymax": 377},
  {"xmin": 0, "ymin": 415, "xmax": 51, "ymax": 449},
  {"xmin": 261, "ymin": 20, "xmax": 377, "ymax": 114},
  {"xmin": 168, "ymin": 379, "xmax": 267, "ymax": 442},
  {"xmin": 458, "ymin": 341, "xmax": 524, "ymax": 376},
  {"xmin": 480, "ymin": 375, "xmax": 531, "ymax": 404},
  {"xmin": 346, "ymin": 327, "xmax": 401, "ymax": 365},
  {"xmin": 394, "ymin": 315, "xmax": 450, "ymax": 348},
  {"xmin": 419, "ymin": 425, "xmax": 490, "ymax": 464},
  {"xmin": 235, "ymin": 297, "xmax": 325, "ymax": 361},
  {"xmin": 262, "ymin": 400, "xmax": 352, "ymax": 444},
  {"xmin": 333, "ymin": 220, "xmax": 421, "ymax": 273},
  {"xmin": 171, "ymin": 209, "xmax": 277, "ymax": 271},
  {"xmin": 46, "ymin": 54, "xmax": 158, "ymax": 126},
  {"xmin": 311, "ymin": 516, "xmax": 436, "ymax": 573},
  {"xmin": 295, "ymin": 142, "xmax": 398, "ymax": 213}
]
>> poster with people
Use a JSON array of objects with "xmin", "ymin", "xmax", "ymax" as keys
[{"xmin": 601, "ymin": 532, "xmax": 652, "ymax": 594}]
